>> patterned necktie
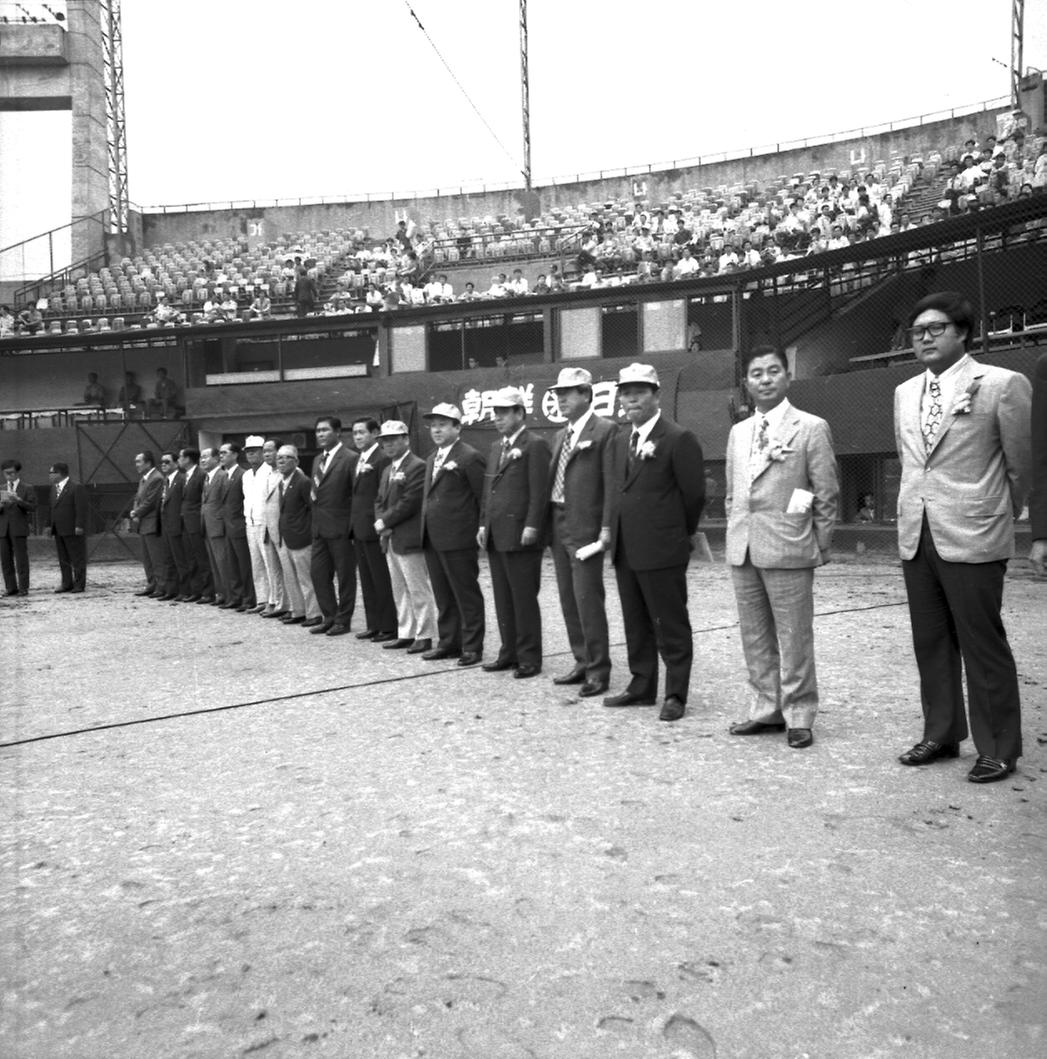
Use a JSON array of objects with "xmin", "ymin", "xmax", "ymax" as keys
[
  {"xmin": 923, "ymin": 379, "xmax": 942, "ymax": 452},
  {"xmin": 162, "ymin": 477, "xmax": 169, "ymax": 504},
  {"xmin": 552, "ymin": 429, "xmax": 573, "ymax": 503},
  {"xmin": 629, "ymin": 431, "xmax": 640, "ymax": 461},
  {"xmin": 749, "ymin": 416, "xmax": 769, "ymax": 484},
  {"xmin": 498, "ymin": 438, "xmax": 511, "ymax": 468}
]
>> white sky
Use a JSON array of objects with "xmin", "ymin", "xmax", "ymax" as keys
[{"xmin": 119, "ymin": 0, "xmax": 1047, "ymax": 207}]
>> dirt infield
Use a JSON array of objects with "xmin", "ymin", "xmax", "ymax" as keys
[{"xmin": 2, "ymin": 556, "xmax": 1045, "ymax": 1059}]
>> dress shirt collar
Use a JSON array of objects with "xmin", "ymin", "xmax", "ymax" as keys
[
  {"xmin": 167, "ymin": 470, "xmax": 179, "ymax": 485},
  {"xmin": 566, "ymin": 408, "xmax": 594, "ymax": 441},
  {"xmin": 323, "ymin": 441, "xmax": 343, "ymax": 461},
  {"xmin": 8, "ymin": 479, "xmax": 18, "ymax": 491},
  {"xmin": 206, "ymin": 467, "xmax": 219, "ymax": 482},
  {"xmin": 631, "ymin": 410, "xmax": 661, "ymax": 448},
  {"xmin": 755, "ymin": 397, "xmax": 792, "ymax": 438},
  {"xmin": 392, "ymin": 451, "xmax": 411, "ymax": 472},
  {"xmin": 503, "ymin": 426, "xmax": 525, "ymax": 448},
  {"xmin": 923, "ymin": 353, "xmax": 970, "ymax": 410},
  {"xmin": 358, "ymin": 442, "xmax": 378, "ymax": 465}
]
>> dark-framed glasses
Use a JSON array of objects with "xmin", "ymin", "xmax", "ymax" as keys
[{"xmin": 908, "ymin": 322, "xmax": 953, "ymax": 343}]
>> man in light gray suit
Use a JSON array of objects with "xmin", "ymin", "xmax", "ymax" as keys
[
  {"xmin": 894, "ymin": 291, "xmax": 1031, "ymax": 784},
  {"xmin": 725, "ymin": 345, "xmax": 839, "ymax": 749}
]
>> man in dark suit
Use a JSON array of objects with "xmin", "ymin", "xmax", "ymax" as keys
[
  {"xmin": 349, "ymin": 417, "xmax": 397, "ymax": 642},
  {"xmin": 479, "ymin": 386, "xmax": 551, "ymax": 679},
  {"xmin": 606, "ymin": 363, "xmax": 705, "ymax": 722},
  {"xmin": 47, "ymin": 462, "xmax": 88, "ymax": 593},
  {"xmin": 420, "ymin": 402, "xmax": 486, "ymax": 667},
  {"xmin": 546, "ymin": 368, "xmax": 617, "ymax": 697},
  {"xmin": 178, "ymin": 446, "xmax": 211, "ymax": 603},
  {"xmin": 218, "ymin": 441, "xmax": 255, "ymax": 612},
  {"xmin": 200, "ymin": 447, "xmax": 228, "ymax": 605},
  {"xmin": 894, "ymin": 292, "xmax": 1031, "ymax": 783},
  {"xmin": 274, "ymin": 444, "xmax": 322, "ymax": 626},
  {"xmin": 374, "ymin": 420, "xmax": 437, "ymax": 652},
  {"xmin": 157, "ymin": 452, "xmax": 189, "ymax": 600},
  {"xmin": 129, "ymin": 450, "xmax": 164, "ymax": 597},
  {"xmin": 1, "ymin": 458, "xmax": 35, "ymax": 596},
  {"xmin": 309, "ymin": 415, "xmax": 358, "ymax": 636},
  {"xmin": 1030, "ymin": 351, "xmax": 1047, "ymax": 576}
]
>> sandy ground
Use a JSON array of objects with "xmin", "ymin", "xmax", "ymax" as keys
[{"xmin": 1, "ymin": 554, "xmax": 1045, "ymax": 1059}]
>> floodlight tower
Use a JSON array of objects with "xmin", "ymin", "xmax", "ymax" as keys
[
  {"xmin": 1010, "ymin": 0, "xmax": 1024, "ymax": 107},
  {"xmin": 99, "ymin": 0, "xmax": 128, "ymax": 234},
  {"xmin": 520, "ymin": 0, "xmax": 531, "ymax": 191}
]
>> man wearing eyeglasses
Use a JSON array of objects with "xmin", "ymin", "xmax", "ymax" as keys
[{"xmin": 893, "ymin": 291, "xmax": 1032, "ymax": 784}]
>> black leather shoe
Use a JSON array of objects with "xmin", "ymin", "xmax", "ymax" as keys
[
  {"xmin": 182, "ymin": 595, "xmax": 201, "ymax": 604},
  {"xmin": 382, "ymin": 638, "xmax": 414, "ymax": 650},
  {"xmin": 261, "ymin": 609, "xmax": 289, "ymax": 619},
  {"xmin": 245, "ymin": 603, "xmax": 266, "ymax": 614},
  {"xmin": 326, "ymin": 623, "xmax": 352, "ymax": 636},
  {"xmin": 603, "ymin": 692, "xmax": 656, "ymax": 707},
  {"xmin": 54, "ymin": 586, "xmax": 72, "ymax": 594},
  {"xmin": 406, "ymin": 638, "xmax": 433, "ymax": 654},
  {"xmin": 218, "ymin": 600, "xmax": 239, "ymax": 610},
  {"xmin": 514, "ymin": 664, "xmax": 541, "ymax": 679},
  {"xmin": 578, "ymin": 680, "xmax": 608, "ymax": 697},
  {"xmin": 552, "ymin": 666, "xmax": 586, "ymax": 686},
  {"xmin": 196, "ymin": 596, "xmax": 215, "ymax": 605},
  {"xmin": 659, "ymin": 696, "xmax": 685, "ymax": 722},
  {"xmin": 70, "ymin": 587, "xmax": 85, "ymax": 594},
  {"xmin": 158, "ymin": 592, "xmax": 178, "ymax": 601},
  {"xmin": 967, "ymin": 756, "xmax": 1014, "ymax": 783},
  {"xmin": 355, "ymin": 630, "xmax": 378, "ymax": 640},
  {"xmin": 281, "ymin": 615, "xmax": 305, "ymax": 625},
  {"xmin": 729, "ymin": 719, "xmax": 787, "ymax": 736},
  {"xmin": 457, "ymin": 652, "xmax": 482, "ymax": 667},
  {"xmin": 482, "ymin": 658, "xmax": 516, "ymax": 672},
  {"xmin": 302, "ymin": 617, "xmax": 325, "ymax": 628},
  {"xmin": 309, "ymin": 620, "xmax": 334, "ymax": 635},
  {"xmin": 372, "ymin": 632, "xmax": 398, "ymax": 643},
  {"xmin": 133, "ymin": 587, "xmax": 155, "ymax": 597},
  {"xmin": 898, "ymin": 740, "xmax": 960, "ymax": 766},
  {"xmin": 421, "ymin": 646, "xmax": 460, "ymax": 661},
  {"xmin": 3, "ymin": 590, "xmax": 19, "ymax": 597},
  {"xmin": 787, "ymin": 728, "xmax": 814, "ymax": 749}
]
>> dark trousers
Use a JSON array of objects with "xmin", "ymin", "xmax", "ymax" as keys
[
  {"xmin": 614, "ymin": 559, "xmax": 692, "ymax": 703},
  {"xmin": 902, "ymin": 521, "xmax": 1022, "ymax": 762},
  {"xmin": 425, "ymin": 546, "xmax": 485, "ymax": 655},
  {"xmin": 551, "ymin": 512, "xmax": 610, "ymax": 683},
  {"xmin": 1, "ymin": 532, "xmax": 29, "ymax": 592},
  {"xmin": 162, "ymin": 532, "xmax": 190, "ymax": 595},
  {"xmin": 141, "ymin": 531, "xmax": 164, "ymax": 590},
  {"xmin": 185, "ymin": 530, "xmax": 213, "ymax": 597},
  {"xmin": 311, "ymin": 534, "xmax": 356, "ymax": 624},
  {"xmin": 206, "ymin": 536, "xmax": 228, "ymax": 600},
  {"xmin": 488, "ymin": 548, "xmax": 542, "ymax": 667},
  {"xmin": 225, "ymin": 533, "xmax": 254, "ymax": 605},
  {"xmin": 354, "ymin": 536, "xmax": 397, "ymax": 633},
  {"xmin": 54, "ymin": 532, "xmax": 87, "ymax": 590}
]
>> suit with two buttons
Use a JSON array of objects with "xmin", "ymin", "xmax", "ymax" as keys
[
  {"xmin": 160, "ymin": 470, "xmax": 189, "ymax": 596},
  {"xmin": 421, "ymin": 439, "xmax": 486, "ymax": 656},
  {"xmin": 480, "ymin": 429, "xmax": 551, "ymax": 669},
  {"xmin": 132, "ymin": 467, "xmax": 164, "ymax": 591},
  {"xmin": 350, "ymin": 446, "xmax": 396, "ymax": 635},
  {"xmin": 609, "ymin": 414, "xmax": 704, "ymax": 704},
  {"xmin": 375, "ymin": 452, "xmax": 437, "ymax": 640},
  {"xmin": 50, "ymin": 478, "xmax": 89, "ymax": 591},
  {"xmin": 894, "ymin": 358, "xmax": 1032, "ymax": 763},
  {"xmin": 276, "ymin": 467, "xmax": 321, "ymax": 620},
  {"xmin": 201, "ymin": 469, "xmax": 229, "ymax": 601},
  {"xmin": 548, "ymin": 414, "xmax": 617, "ymax": 685},
  {"xmin": 180, "ymin": 466, "xmax": 213, "ymax": 598},
  {"xmin": 725, "ymin": 404, "xmax": 839, "ymax": 729},
  {"xmin": 310, "ymin": 444, "xmax": 358, "ymax": 626},
  {"xmin": 221, "ymin": 464, "xmax": 254, "ymax": 606},
  {"xmin": 0, "ymin": 477, "xmax": 35, "ymax": 594}
]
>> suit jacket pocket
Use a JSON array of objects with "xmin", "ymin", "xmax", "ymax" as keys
[{"xmin": 964, "ymin": 495, "xmax": 1007, "ymax": 518}]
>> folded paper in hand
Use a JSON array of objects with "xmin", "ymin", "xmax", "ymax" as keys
[
  {"xmin": 786, "ymin": 488, "xmax": 814, "ymax": 514},
  {"xmin": 575, "ymin": 540, "xmax": 605, "ymax": 561}
]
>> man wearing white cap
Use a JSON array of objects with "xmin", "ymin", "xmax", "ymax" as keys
[
  {"xmin": 478, "ymin": 386, "xmax": 551, "ymax": 678},
  {"xmin": 546, "ymin": 367, "xmax": 617, "ymax": 696},
  {"xmin": 420, "ymin": 403, "xmax": 487, "ymax": 666},
  {"xmin": 374, "ymin": 420, "xmax": 437, "ymax": 652},
  {"xmin": 606, "ymin": 363, "xmax": 705, "ymax": 721},
  {"xmin": 243, "ymin": 436, "xmax": 287, "ymax": 618}
]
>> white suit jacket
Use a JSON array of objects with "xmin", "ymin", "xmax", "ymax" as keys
[
  {"xmin": 725, "ymin": 405, "xmax": 839, "ymax": 568},
  {"xmin": 894, "ymin": 359, "xmax": 1031, "ymax": 562}
]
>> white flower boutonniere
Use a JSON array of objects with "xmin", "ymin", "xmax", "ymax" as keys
[
  {"xmin": 767, "ymin": 443, "xmax": 795, "ymax": 463},
  {"xmin": 440, "ymin": 461, "xmax": 458, "ymax": 473},
  {"xmin": 952, "ymin": 380, "xmax": 980, "ymax": 416},
  {"xmin": 507, "ymin": 448, "xmax": 523, "ymax": 461},
  {"xmin": 392, "ymin": 471, "xmax": 406, "ymax": 483},
  {"xmin": 575, "ymin": 440, "xmax": 593, "ymax": 451},
  {"xmin": 358, "ymin": 463, "xmax": 373, "ymax": 474},
  {"xmin": 638, "ymin": 440, "xmax": 657, "ymax": 460}
]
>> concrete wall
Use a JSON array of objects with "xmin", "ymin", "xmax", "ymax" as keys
[{"xmin": 139, "ymin": 109, "xmax": 1008, "ymax": 249}]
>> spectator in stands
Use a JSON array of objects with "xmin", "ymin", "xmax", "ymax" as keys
[
  {"xmin": 578, "ymin": 263, "xmax": 599, "ymax": 288},
  {"xmin": 246, "ymin": 290, "xmax": 272, "ymax": 320},
  {"xmin": 533, "ymin": 274, "xmax": 550, "ymax": 295},
  {"xmin": 152, "ymin": 368, "xmax": 178, "ymax": 419},
  {"xmin": 0, "ymin": 305, "xmax": 15, "ymax": 338},
  {"xmin": 857, "ymin": 493, "xmax": 876, "ymax": 523},
  {"xmin": 118, "ymin": 371, "xmax": 143, "ymax": 417},
  {"xmin": 382, "ymin": 286, "xmax": 402, "ymax": 311},
  {"xmin": 547, "ymin": 265, "xmax": 565, "ymax": 292},
  {"xmin": 487, "ymin": 274, "xmax": 508, "ymax": 298},
  {"xmin": 294, "ymin": 269, "xmax": 318, "ymax": 317},
  {"xmin": 17, "ymin": 305, "xmax": 43, "ymax": 334},
  {"xmin": 507, "ymin": 269, "xmax": 529, "ymax": 296},
  {"xmin": 718, "ymin": 244, "xmax": 740, "ymax": 274},
  {"xmin": 80, "ymin": 373, "xmax": 105, "ymax": 407},
  {"xmin": 201, "ymin": 293, "xmax": 223, "ymax": 323},
  {"xmin": 397, "ymin": 251, "xmax": 423, "ymax": 286},
  {"xmin": 673, "ymin": 247, "xmax": 700, "ymax": 279},
  {"xmin": 740, "ymin": 239, "xmax": 762, "ymax": 269},
  {"xmin": 153, "ymin": 293, "xmax": 183, "ymax": 326},
  {"xmin": 826, "ymin": 225, "xmax": 849, "ymax": 250},
  {"xmin": 394, "ymin": 219, "xmax": 412, "ymax": 250},
  {"xmin": 220, "ymin": 291, "xmax": 240, "ymax": 322},
  {"xmin": 424, "ymin": 274, "xmax": 454, "ymax": 304},
  {"xmin": 458, "ymin": 282, "xmax": 481, "ymax": 303},
  {"xmin": 365, "ymin": 284, "xmax": 385, "ymax": 310}
]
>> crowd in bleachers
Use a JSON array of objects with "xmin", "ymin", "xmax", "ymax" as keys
[{"xmin": 3, "ymin": 129, "xmax": 1045, "ymax": 339}]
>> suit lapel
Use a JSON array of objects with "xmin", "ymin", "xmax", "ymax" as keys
[
  {"xmin": 622, "ymin": 417, "xmax": 664, "ymax": 491},
  {"xmin": 925, "ymin": 361, "xmax": 980, "ymax": 459},
  {"xmin": 750, "ymin": 408, "xmax": 800, "ymax": 484}
]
